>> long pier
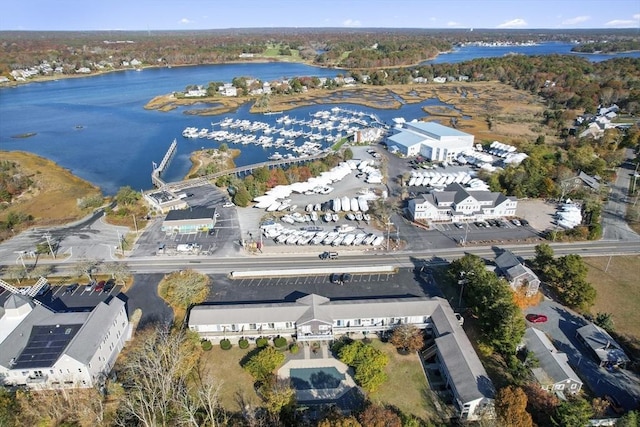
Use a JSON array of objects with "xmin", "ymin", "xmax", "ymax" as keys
[
  {"xmin": 164, "ymin": 151, "xmax": 332, "ymax": 192},
  {"xmin": 151, "ymin": 139, "xmax": 177, "ymax": 188}
]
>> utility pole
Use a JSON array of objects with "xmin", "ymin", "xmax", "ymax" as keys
[
  {"xmin": 117, "ymin": 231, "xmax": 124, "ymax": 255},
  {"xmin": 385, "ymin": 218, "xmax": 393, "ymax": 251},
  {"xmin": 43, "ymin": 233, "xmax": 56, "ymax": 259},
  {"xmin": 132, "ymin": 214, "xmax": 138, "ymax": 234}
]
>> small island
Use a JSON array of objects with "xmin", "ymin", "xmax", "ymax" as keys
[{"xmin": 185, "ymin": 145, "xmax": 240, "ymax": 180}]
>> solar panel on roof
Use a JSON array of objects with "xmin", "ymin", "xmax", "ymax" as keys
[{"xmin": 13, "ymin": 324, "xmax": 82, "ymax": 369}]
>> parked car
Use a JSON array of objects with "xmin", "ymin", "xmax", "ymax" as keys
[
  {"xmin": 85, "ymin": 281, "xmax": 96, "ymax": 292},
  {"xmin": 341, "ymin": 273, "xmax": 352, "ymax": 283},
  {"xmin": 320, "ymin": 251, "xmax": 338, "ymax": 260},
  {"xmin": 511, "ymin": 219, "xmax": 522, "ymax": 226},
  {"xmin": 330, "ymin": 273, "xmax": 342, "ymax": 284},
  {"xmin": 222, "ymin": 202, "xmax": 235, "ymax": 208},
  {"xmin": 36, "ymin": 284, "xmax": 51, "ymax": 296},
  {"xmin": 66, "ymin": 283, "xmax": 78, "ymax": 293},
  {"xmin": 104, "ymin": 281, "xmax": 115, "ymax": 293},
  {"xmin": 454, "ymin": 222, "xmax": 464, "ymax": 229},
  {"xmin": 94, "ymin": 280, "xmax": 106, "ymax": 292},
  {"xmin": 519, "ymin": 218, "xmax": 530, "ymax": 226},
  {"xmin": 526, "ymin": 314, "xmax": 548, "ymax": 323}
]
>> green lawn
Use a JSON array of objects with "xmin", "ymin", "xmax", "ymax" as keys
[
  {"xmin": 368, "ymin": 340, "xmax": 444, "ymax": 424},
  {"xmin": 199, "ymin": 346, "xmax": 260, "ymax": 412}
]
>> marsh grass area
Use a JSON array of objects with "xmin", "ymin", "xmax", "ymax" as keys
[
  {"xmin": 186, "ymin": 148, "xmax": 240, "ymax": 179},
  {"xmin": 147, "ymin": 81, "xmax": 553, "ymax": 145},
  {"xmin": 585, "ymin": 255, "xmax": 640, "ymax": 339},
  {"xmin": 0, "ymin": 151, "xmax": 102, "ymax": 228}
]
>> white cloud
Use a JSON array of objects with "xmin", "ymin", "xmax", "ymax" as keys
[
  {"xmin": 447, "ymin": 21, "xmax": 463, "ymax": 27},
  {"xmin": 497, "ymin": 18, "xmax": 527, "ymax": 28},
  {"xmin": 342, "ymin": 19, "xmax": 361, "ymax": 27},
  {"xmin": 179, "ymin": 18, "xmax": 193, "ymax": 24},
  {"xmin": 562, "ymin": 15, "xmax": 590, "ymax": 25},
  {"xmin": 605, "ymin": 13, "xmax": 640, "ymax": 27}
]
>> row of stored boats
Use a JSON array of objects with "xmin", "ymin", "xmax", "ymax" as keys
[{"xmin": 263, "ymin": 224, "xmax": 384, "ymax": 247}]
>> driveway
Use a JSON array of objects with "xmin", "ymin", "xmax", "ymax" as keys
[{"xmin": 524, "ymin": 299, "xmax": 640, "ymax": 411}]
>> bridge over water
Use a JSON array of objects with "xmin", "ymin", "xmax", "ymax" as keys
[{"xmin": 153, "ymin": 150, "xmax": 333, "ymax": 192}]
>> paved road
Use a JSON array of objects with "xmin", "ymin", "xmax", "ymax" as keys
[{"xmin": 602, "ymin": 148, "xmax": 640, "ymax": 241}]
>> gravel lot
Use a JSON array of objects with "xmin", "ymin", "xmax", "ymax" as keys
[{"xmin": 516, "ymin": 199, "xmax": 557, "ymax": 232}]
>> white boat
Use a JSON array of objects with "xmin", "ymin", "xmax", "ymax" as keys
[
  {"xmin": 268, "ymin": 152, "xmax": 283, "ymax": 161},
  {"xmin": 277, "ymin": 202, "xmax": 290, "ymax": 211},
  {"xmin": 353, "ymin": 233, "xmax": 367, "ymax": 245},
  {"xmin": 336, "ymin": 224, "xmax": 356, "ymax": 233},
  {"xmin": 422, "ymin": 177, "xmax": 431, "ymax": 186},
  {"xmin": 305, "ymin": 204, "xmax": 313, "ymax": 212},
  {"xmin": 281, "ymin": 215, "xmax": 295, "ymax": 224},
  {"xmin": 276, "ymin": 232, "xmax": 291, "ymax": 244},
  {"xmin": 333, "ymin": 198, "xmax": 342, "ymax": 212},
  {"xmin": 286, "ymin": 233, "xmax": 301, "ymax": 245},
  {"xmin": 341, "ymin": 234, "xmax": 356, "ymax": 245},
  {"xmin": 266, "ymin": 201, "xmax": 281, "ymax": 212},
  {"xmin": 350, "ymin": 198, "xmax": 359, "ymax": 212},
  {"xmin": 358, "ymin": 198, "xmax": 369, "ymax": 212},
  {"xmin": 332, "ymin": 213, "xmax": 339, "ymax": 222},
  {"xmin": 303, "ymin": 214, "xmax": 312, "ymax": 222},
  {"xmin": 332, "ymin": 235, "xmax": 344, "ymax": 246},
  {"xmin": 408, "ymin": 177, "xmax": 417, "ymax": 186},
  {"xmin": 314, "ymin": 203, "xmax": 322, "ymax": 211},
  {"xmin": 323, "ymin": 212, "xmax": 332, "ymax": 222},
  {"xmin": 311, "ymin": 231, "xmax": 328, "ymax": 244},
  {"xmin": 355, "ymin": 212, "xmax": 363, "ymax": 221},
  {"xmin": 323, "ymin": 232, "xmax": 338, "ymax": 245},
  {"xmin": 346, "ymin": 213, "xmax": 356, "ymax": 221},
  {"xmin": 371, "ymin": 235, "xmax": 385, "ymax": 246},
  {"xmin": 310, "ymin": 211, "xmax": 318, "ymax": 222},
  {"xmin": 414, "ymin": 176, "xmax": 424, "ymax": 186},
  {"xmin": 341, "ymin": 196, "xmax": 350, "ymax": 211},
  {"xmin": 363, "ymin": 213, "xmax": 371, "ymax": 222},
  {"xmin": 363, "ymin": 234, "xmax": 376, "ymax": 245}
]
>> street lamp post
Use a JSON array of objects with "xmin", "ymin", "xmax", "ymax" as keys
[{"xmin": 385, "ymin": 218, "xmax": 393, "ymax": 251}]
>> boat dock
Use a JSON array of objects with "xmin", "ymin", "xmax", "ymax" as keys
[{"xmin": 151, "ymin": 139, "xmax": 177, "ymax": 188}]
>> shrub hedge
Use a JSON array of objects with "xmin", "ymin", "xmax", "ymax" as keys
[
  {"xmin": 290, "ymin": 343, "xmax": 299, "ymax": 354},
  {"xmin": 256, "ymin": 337, "xmax": 269, "ymax": 348},
  {"xmin": 239, "ymin": 338, "xmax": 249, "ymax": 349},
  {"xmin": 220, "ymin": 339, "xmax": 232, "ymax": 350},
  {"xmin": 201, "ymin": 340, "xmax": 213, "ymax": 351},
  {"xmin": 274, "ymin": 336, "xmax": 287, "ymax": 348}
]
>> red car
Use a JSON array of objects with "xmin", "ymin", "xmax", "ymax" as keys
[
  {"xmin": 526, "ymin": 314, "xmax": 548, "ymax": 323},
  {"xmin": 94, "ymin": 280, "xmax": 106, "ymax": 292}
]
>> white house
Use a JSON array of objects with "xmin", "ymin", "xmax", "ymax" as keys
[
  {"xmin": 387, "ymin": 122, "xmax": 474, "ymax": 161},
  {"xmin": 0, "ymin": 294, "xmax": 131, "ymax": 389},
  {"xmin": 188, "ymin": 292, "xmax": 495, "ymax": 421},
  {"xmin": 218, "ymin": 83, "xmax": 238, "ymax": 97},
  {"xmin": 408, "ymin": 183, "xmax": 517, "ymax": 223},
  {"xmin": 523, "ymin": 328, "xmax": 582, "ymax": 395}
]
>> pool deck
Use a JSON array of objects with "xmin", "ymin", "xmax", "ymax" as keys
[{"xmin": 277, "ymin": 342, "xmax": 358, "ymax": 402}]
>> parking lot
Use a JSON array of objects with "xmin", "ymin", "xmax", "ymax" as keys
[
  {"xmin": 0, "ymin": 282, "xmax": 124, "ymax": 313},
  {"xmin": 205, "ymin": 267, "xmax": 444, "ymax": 305}
]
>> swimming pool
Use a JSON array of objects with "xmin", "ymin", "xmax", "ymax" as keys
[{"xmin": 289, "ymin": 367, "xmax": 345, "ymax": 390}]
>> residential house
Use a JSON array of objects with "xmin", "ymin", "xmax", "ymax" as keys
[
  {"xmin": 0, "ymin": 294, "xmax": 130, "ymax": 389},
  {"xmin": 387, "ymin": 121, "xmax": 474, "ymax": 161},
  {"xmin": 433, "ymin": 76, "xmax": 447, "ymax": 83},
  {"xmin": 494, "ymin": 249, "xmax": 540, "ymax": 296},
  {"xmin": 523, "ymin": 328, "xmax": 583, "ymax": 395},
  {"xmin": 218, "ymin": 83, "xmax": 237, "ymax": 97},
  {"xmin": 408, "ymin": 183, "xmax": 517, "ymax": 223},
  {"xmin": 161, "ymin": 207, "xmax": 217, "ymax": 234},
  {"xmin": 576, "ymin": 323, "xmax": 630, "ymax": 369}
]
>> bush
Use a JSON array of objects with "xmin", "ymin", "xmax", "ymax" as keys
[
  {"xmin": 256, "ymin": 337, "xmax": 269, "ymax": 348},
  {"xmin": 290, "ymin": 343, "xmax": 299, "ymax": 354},
  {"xmin": 201, "ymin": 340, "xmax": 213, "ymax": 351},
  {"xmin": 239, "ymin": 338, "xmax": 249, "ymax": 349},
  {"xmin": 220, "ymin": 339, "xmax": 232, "ymax": 350},
  {"xmin": 274, "ymin": 336, "xmax": 287, "ymax": 349}
]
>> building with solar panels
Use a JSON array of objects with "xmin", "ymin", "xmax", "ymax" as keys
[{"xmin": 0, "ymin": 294, "xmax": 131, "ymax": 389}]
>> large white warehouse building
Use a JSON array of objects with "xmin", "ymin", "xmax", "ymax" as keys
[{"xmin": 387, "ymin": 121, "xmax": 474, "ymax": 161}]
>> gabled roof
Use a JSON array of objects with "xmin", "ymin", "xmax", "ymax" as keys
[
  {"xmin": 405, "ymin": 121, "xmax": 472, "ymax": 138},
  {"xmin": 577, "ymin": 323, "xmax": 630, "ymax": 365},
  {"xmin": 495, "ymin": 250, "xmax": 521, "ymax": 271},
  {"xmin": 525, "ymin": 328, "xmax": 581, "ymax": 387}
]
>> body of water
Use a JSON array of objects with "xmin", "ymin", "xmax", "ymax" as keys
[{"xmin": 1, "ymin": 43, "xmax": 638, "ymax": 194}]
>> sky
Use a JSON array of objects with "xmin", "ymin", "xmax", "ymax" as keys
[{"xmin": 1, "ymin": 0, "xmax": 639, "ymax": 31}]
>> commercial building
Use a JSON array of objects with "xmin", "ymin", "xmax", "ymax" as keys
[
  {"xmin": 161, "ymin": 207, "xmax": 217, "ymax": 234},
  {"xmin": 408, "ymin": 183, "xmax": 517, "ymax": 223},
  {"xmin": 387, "ymin": 121, "xmax": 474, "ymax": 161},
  {"xmin": 0, "ymin": 294, "xmax": 131, "ymax": 389},
  {"xmin": 188, "ymin": 293, "xmax": 494, "ymax": 421},
  {"xmin": 144, "ymin": 190, "xmax": 188, "ymax": 213}
]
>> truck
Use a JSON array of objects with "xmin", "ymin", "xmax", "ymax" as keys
[{"xmin": 176, "ymin": 243, "xmax": 200, "ymax": 252}]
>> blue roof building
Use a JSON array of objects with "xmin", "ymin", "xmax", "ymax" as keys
[{"xmin": 387, "ymin": 121, "xmax": 474, "ymax": 161}]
